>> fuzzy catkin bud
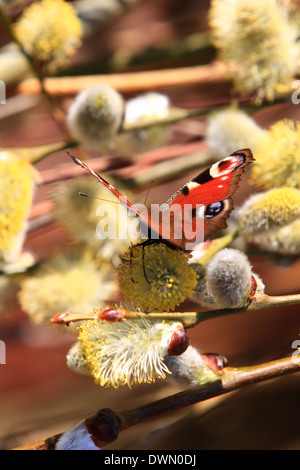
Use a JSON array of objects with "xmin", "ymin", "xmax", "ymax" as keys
[
  {"xmin": 206, "ymin": 248, "xmax": 252, "ymax": 308},
  {"xmin": 115, "ymin": 92, "xmax": 170, "ymax": 156},
  {"xmin": 56, "ymin": 421, "xmax": 101, "ymax": 450},
  {"xmin": 206, "ymin": 109, "xmax": 265, "ymax": 160},
  {"xmin": 67, "ymin": 85, "xmax": 124, "ymax": 148},
  {"xmin": 189, "ymin": 263, "xmax": 216, "ymax": 308},
  {"xmin": 66, "ymin": 341, "xmax": 90, "ymax": 376},
  {"xmin": 164, "ymin": 346, "xmax": 224, "ymax": 386}
]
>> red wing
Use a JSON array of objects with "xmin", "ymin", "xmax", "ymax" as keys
[
  {"xmin": 159, "ymin": 198, "xmax": 233, "ymax": 250},
  {"xmin": 165, "ymin": 149, "xmax": 254, "ymax": 208},
  {"xmin": 160, "ymin": 149, "xmax": 254, "ymax": 249}
]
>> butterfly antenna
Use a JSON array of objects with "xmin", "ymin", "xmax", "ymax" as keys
[
  {"xmin": 144, "ymin": 180, "xmax": 154, "ymax": 206},
  {"xmin": 79, "ymin": 192, "xmax": 120, "ymax": 205},
  {"xmin": 66, "ymin": 150, "xmax": 111, "ymax": 186},
  {"xmin": 67, "ymin": 150, "xmax": 142, "ymax": 216},
  {"xmin": 142, "ymin": 243, "xmax": 150, "ymax": 284}
]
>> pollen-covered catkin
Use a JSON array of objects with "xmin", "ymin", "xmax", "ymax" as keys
[{"xmin": 238, "ymin": 187, "xmax": 300, "ymax": 235}]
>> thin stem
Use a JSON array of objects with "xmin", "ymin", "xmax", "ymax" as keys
[
  {"xmin": 16, "ymin": 61, "xmax": 230, "ymax": 95},
  {"xmin": 0, "ymin": 6, "xmax": 64, "ymax": 123},
  {"xmin": 184, "ymin": 292, "xmax": 300, "ymax": 328},
  {"xmin": 30, "ymin": 140, "xmax": 79, "ymax": 164},
  {"xmin": 50, "ymin": 291, "xmax": 300, "ymax": 329},
  {"xmin": 11, "ymin": 140, "xmax": 79, "ymax": 165},
  {"xmin": 190, "ymin": 229, "xmax": 240, "ymax": 266},
  {"xmin": 120, "ymin": 107, "xmax": 210, "ymax": 133},
  {"xmin": 127, "ymin": 150, "xmax": 213, "ymax": 188}
]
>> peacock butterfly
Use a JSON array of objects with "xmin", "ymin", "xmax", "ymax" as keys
[{"xmin": 68, "ymin": 149, "xmax": 254, "ymax": 251}]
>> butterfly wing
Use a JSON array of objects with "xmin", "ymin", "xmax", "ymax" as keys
[
  {"xmin": 68, "ymin": 149, "xmax": 254, "ymax": 251},
  {"xmin": 160, "ymin": 149, "xmax": 254, "ymax": 250}
]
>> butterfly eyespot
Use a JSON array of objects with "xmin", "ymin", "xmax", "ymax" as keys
[
  {"xmin": 181, "ymin": 186, "xmax": 190, "ymax": 196},
  {"xmin": 205, "ymin": 201, "xmax": 224, "ymax": 218}
]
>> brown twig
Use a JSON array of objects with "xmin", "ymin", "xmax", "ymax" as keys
[
  {"xmin": 50, "ymin": 291, "xmax": 300, "ymax": 329},
  {"xmin": 16, "ymin": 61, "xmax": 230, "ymax": 96},
  {"xmin": 119, "ymin": 356, "xmax": 299, "ymax": 431},
  {"xmin": 13, "ymin": 355, "xmax": 299, "ymax": 450},
  {"xmin": 0, "ymin": 7, "xmax": 64, "ymax": 123}
]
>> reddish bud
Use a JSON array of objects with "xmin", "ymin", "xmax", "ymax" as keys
[
  {"xmin": 97, "ymin": 308, "xmax": 127, "ymax": 322},
  {"xmin": 249, "ymin": 275, "xmax": 258, "ymax": 300},
  {"xmin": 201, "ymin": 353, "xmax": 228, "ymax": 373},
  {"xmin": 51, "ymin": 312, "xmax": 69, "ymax": 324},
  {"xmin": 168, "ymin": 326, "xmax": 189, "ymax": 356},
  {"xmin": 85, "ymin": 408, "xmax": 121, "ymax": 448}
]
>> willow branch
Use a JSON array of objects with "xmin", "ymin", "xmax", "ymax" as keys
[
  {"xmin": 120, "ymin": 107, "xmax": 209, "ymax": 132},
  {"xmin": 16, "ymin": 61, "xmax": 230, "ymax": 95},
  {"xmin": 13, "ymin": 355, "xmax": 299, "ymax": 450},
  {"xmin": 4, "ymin": 140, "xmax": 78, "ymax": 165},
  {"xmin": 51, "ymin": 291, "xmax": 300, "ymax": 329},
  {"xmin": 15, "ymin": 60, "xmax": 300, "ymax": 100},
  {"xmin": 119, "ymin": 356, "xmax": 299, "ymax": 431}
]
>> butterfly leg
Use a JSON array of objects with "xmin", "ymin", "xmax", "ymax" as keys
[
  {"xmin": 130, "ymin": 239, "xmax": 154, "ymax": 284},
  {"xmin": 129, "ymin": 244, "xmax": 136, "ymax": 283},
  {"xmin": 130, "ymin": 239, "xmax": 178, "ymax": 284},
  {"xmin": 141, "ymin": 243, "xmax": 150, "ymax": 284}
]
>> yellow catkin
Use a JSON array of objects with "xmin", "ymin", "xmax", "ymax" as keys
[
  {"xmin": 78, "ymin": 318, "xmax": 182, "ymax": 388},
  {"xmin": 209, "ymin": 0, "xmax": 299, "ymax": 101},
  {"xmin": 118, "ymin": 243, "xmax": 198, "ymax": 312},
  {"xmin": 251, "ymin": 120, "xmax": 300, "ymax": 189},
  {"xmin": 14, "ymin": 0, "xmax": 82, "ymax": 71},
  {"xmin": 0, "ymin": 151, "xmax": 37, "ymax": 263},
  {"xmin": 238, "ymin": 187, "xmax": 300, "ymax": 235},
  {"xmin": 18, "ymin": 249, "xmax": 116, "ymax": 324}
]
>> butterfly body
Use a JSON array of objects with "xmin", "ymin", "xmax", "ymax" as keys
[{"xmin": 69, "ymin": 149, "xmax": 254, "ymax": 251}]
